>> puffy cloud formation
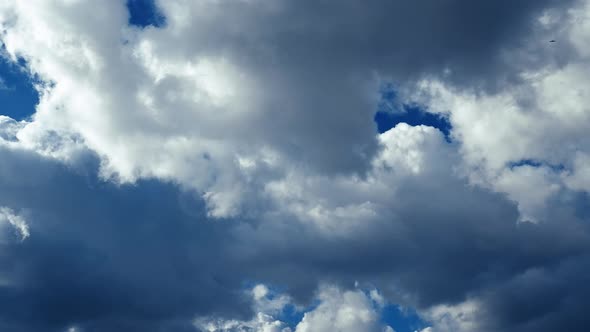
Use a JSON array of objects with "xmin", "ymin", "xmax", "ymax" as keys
[
  {"xmin": 397, "ymin": 0, "xmax": 590, "ymax": 223},
  {"xmin": 0, "ymin": 0, "xmax": 589, "ymax": 331},
  {"xmin": 294, "ymin": 287, "xmax": 392, "ymax": 332}
]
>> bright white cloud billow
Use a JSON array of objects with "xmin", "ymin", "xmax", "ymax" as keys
[
  {"xmin": 394, "ymin": 2, "xmax": 590, "ymax": 223},
  {"xmin": 0, "ymin": 0, "xmax": 590, "ymax": 331},
  {"xmin": 294, "ymin": 286, "xmax": 393, "ymax": 332}
]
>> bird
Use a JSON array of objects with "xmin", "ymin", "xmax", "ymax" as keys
[{"xmin": 549, "ymin": 40, "xmax": 556, "ymax": 43}]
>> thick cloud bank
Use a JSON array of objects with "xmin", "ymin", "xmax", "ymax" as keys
[{"xmin": 0, "ymin": 0, "xmax": 590, "ymax": 331}]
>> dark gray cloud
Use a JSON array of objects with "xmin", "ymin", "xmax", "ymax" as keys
[
  {"xmin": 480, "ymin": 252, "xmax": 590, "ymax": 331},
  {"xmin": 232, "ymin": 173, "xmax": 590, "ymax": 310},
  {"xmin": 156, "ymin": 0, "xmax": 580, "ymax": 88},
  {"xmin": 1, "ymin": 144, "xmax": 588, "ymax": 331},
  {"xmin": 0, "ymin": 148, "xmax": 252, "ymax": 332}
]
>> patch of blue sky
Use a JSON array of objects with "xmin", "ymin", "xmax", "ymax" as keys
[
  {"xmin": 277, "ymin": 303, "xmax": 306, "ymax": 329},
  {"xmin": 374, "ymin": 84, "xmax": 452, "ymax": 140},
  {"xmin": 0, "ymin": 54, "xmax": 39, "ymax": 121},
  {"xmin": 508, "ymin": 159, "xmax": 566, "ymax": 172},
  {"xmin": 126, "ymin": 0, "xmax": 166, "ymax": 28},
  {"xmin": 381, "ymin": 304, "xmax": 429, "ymax": 332}
]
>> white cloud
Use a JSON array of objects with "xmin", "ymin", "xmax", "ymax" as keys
[
  {"xmin": 194, "ymin": 284, "xmax": 394, "ymax": 332},
  {"xmin": 195, "ymin": 312, "xmax": 291, "ymax": 332},
  {"xmin": 0, "ymin": 115, "xmax": 26, "ymax": 143},
  {"xmin": 259, "ymin": 122, "xmax": 455, "ymax": 235},
  {"xmin": 294, "ymin": 286, "xmax": 392, "ymax": 332},
  {"xmin": 0, "ymin": 206, "xmax": 29, "ymax": 241},
  {"xmin": 2, "ymin": 0, "xmax": 586, "ymax": 225},
  {"xmin": 194, "ymin": 284, "xmax": 293, "ymax": 332},
  {"xmin": 418, "ymin": 299, "xmax": 482, "ymax": 332},
  {"xmin": 0, "ymin": 77, "xmax": 10, "ymax": 90},
  {"xmin": 396, "ymin": 0, "xmax": 590, "ymax": 222},
  {"xmin": 494, "ymin": 165, "xmax": 562, "ymax": 222},
  {"xmin": 0, "ymin": 0, "xmax": 382, "ymax": 217}
]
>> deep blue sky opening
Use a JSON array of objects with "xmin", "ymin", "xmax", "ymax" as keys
[
  {"xmin": 0, "ymin": 55, "xmax": 39, "ymax": 121},
  {"xmin": 126, "ymin": 0, "xmax": 166, "ymax": 28},
  {"xmin": 381, "ymin": 304, "xmax": 428, "ymax": 332},
  {"xmin": 278, "ymin": 304, "xmax": 306, "ymax": 329},
  {"xmin": 374, "ymin": 85, "xmax": 452, "ymax": 140},
  {"xmin": 508, "ymin": 159, "xmax": 566, "ymax": 172}
]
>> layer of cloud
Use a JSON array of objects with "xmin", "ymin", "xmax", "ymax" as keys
[
  {"xmin": 293, "ymin": 286, "xmax": 392, "ymax": 332},
  {"xmin": 0, "ymin": 0, "xmax": 589, "ymax": 331},
  {"xmin": 0, "ymin": 0, "xmax": 579, "ymax": 216},
  {"xmin": 398, "ymin": 0, "xmax": 590, "ymax": 224}
]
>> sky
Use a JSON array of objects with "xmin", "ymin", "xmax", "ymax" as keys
[{"xmin": 0, "ymin": 0, "xmax": 590, "ymax": 331}]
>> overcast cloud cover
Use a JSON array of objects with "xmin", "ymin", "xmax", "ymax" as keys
[{"xmin": 1, "ymin": 0, "xmax": 590, "ymax": 331}]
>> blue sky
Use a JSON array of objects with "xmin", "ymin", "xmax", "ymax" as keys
[
  {"xmin": 1, "ymin": 1, "xmax": 590, "ymax": 332},
  {"xmin": 126, "ymin": 0, "xmax": 165, "ymax": 28},
  {"xmin": 0, "ymin": 56, "xmax": 38, "ymax": 120},
  {"xmin": 374, "ymin": 85, "xmax": 452, "ymax": 138}
]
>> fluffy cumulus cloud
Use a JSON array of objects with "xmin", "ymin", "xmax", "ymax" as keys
[
  {"xmin": 194, "ymin": 284, "xmax": 394, "ymax": 332},
  {"xmin": 0, "ymin": 0, "xmax": 590, "ymax": 331},
  {"xmin": 398, "ymin": 0, "xmax": 590, "ymax": 223},
  {"xmin": 293, "ymin": 287, "xmax": 393, "ymax": 332}
]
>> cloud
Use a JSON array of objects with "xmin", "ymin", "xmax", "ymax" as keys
[
  {"xmin": 194, "ymin": 284, "xmax": 293, "ymax": 332},
  {"xmin": 0, "ymin": 1, "xmax": 589, "ymax": 332},
  {"xmin": 418, "ymin": 299, "xmax": 481, "ymax": 332},
  {"xmin": 294, "ymin": 286, "xmax": 392, "ymax": 332},
  {"xmin": 0, "ymin": 0, "xmax": 578, "ymax": 216},
  {"xmin": 0, "ymin": 206, "xmax": 29, "ymax": 241},
  {"xmin": 194, "ymin": 284, "xmax": 394, "ymax": 332},
  {"xmin": 0, "ymin": 76, "xmax": 9, "ymax": 90},
  {"xmin": 396, "ymin": 0, "xmax": 590, "ymax": 225},
  {"xmin": 1, "ymin": 117, "xmax": 585, "ymax": 331}
]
